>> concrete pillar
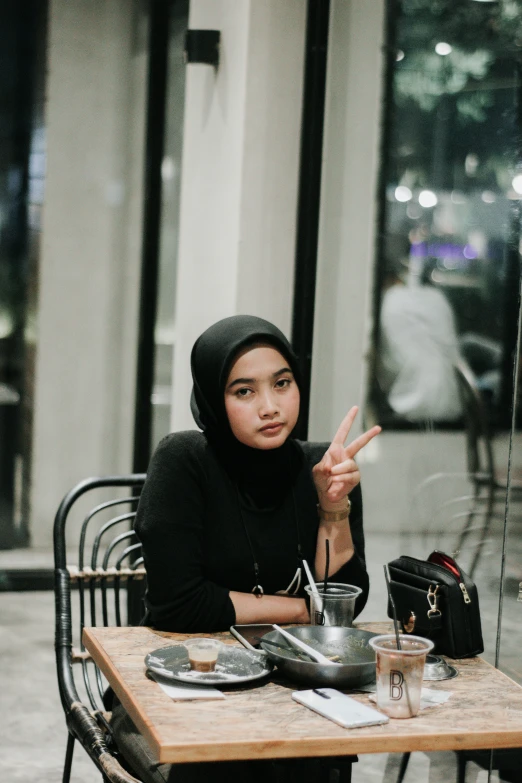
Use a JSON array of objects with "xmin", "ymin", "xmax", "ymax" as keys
[
  {"xmin": 31, "ymin": 0, "xmax": 147, "ymax": 546},
  {"xmin": 309, "ymin": 0, "xmax": 386, "ymax": 441},
  {"xmin": 170, "ymin": 0, "xmax": 307, "ymax": 432}
]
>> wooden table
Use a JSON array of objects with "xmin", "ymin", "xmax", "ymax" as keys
[{"xmin": 83, "ymin": 623, "xmax": 522, "ymax": 765}]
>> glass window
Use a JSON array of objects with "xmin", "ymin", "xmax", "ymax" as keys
[
  {"xmin": 371, "ymin": 0, "xmax": 522, "ymax": 431},
  {"xmin": 366, "ymin": 0, "xmax": 522, "ymax": 693},
  {"xmin": 0, "ymin": 1, "xmax": 47, "ymax": 549}
]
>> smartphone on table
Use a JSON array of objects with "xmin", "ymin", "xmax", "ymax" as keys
[
  {"xmin": 292, "ymin": 688, "xmax": 389, "ymax": 729},
  {"xmin": 229, "ymin": 624, "xmax": 273, "ymax": 650}
]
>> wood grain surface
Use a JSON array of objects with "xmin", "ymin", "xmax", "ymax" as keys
[{"xmin": 83, "ymin": 623, "xmax": 522, "ymax": 764}]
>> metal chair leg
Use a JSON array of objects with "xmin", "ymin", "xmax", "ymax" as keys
[
  {"xmin": 397, "ymin": 752, "xmax": 411, "ymax": 783},
  {"xmin": 316, "ymin": 756, "xmax": 355, "ymax": 783},
  {"xmin": 337, "ymin": 756, "xmax": 356, "ymax": 783},
  {"xmin": 456, "ymin": 751, "xmax": 467, "ymax": 783},
  {"xmin": 62, "ymin": 732, "xmax": 75, "ymax": 783},
  {"xmin": 455, "ymin": 483, "xmax": 481, "ymax": 558},
  {"xmin": 469, "ymin": 482, "xmax": 495, "ymax": 577}
]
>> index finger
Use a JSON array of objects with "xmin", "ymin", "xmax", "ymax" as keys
[
  {"xmin": 345, "ymin": 425, "xmax": 382, "ymax": 458},
  {"xmin": 332, "ymin": 406, "xmax": 359, "ymax": 446}
]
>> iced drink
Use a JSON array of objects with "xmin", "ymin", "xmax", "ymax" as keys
[{"xmin": 369, "ymin": 634, "xmax": 434, "ymax": 718}]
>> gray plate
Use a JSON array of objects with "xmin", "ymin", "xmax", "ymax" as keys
[{"xmin": 145, "ymin": 644, "xmax": 273, "ymax": 685}]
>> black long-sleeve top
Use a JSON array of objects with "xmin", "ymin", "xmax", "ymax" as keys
[{"xmin": 135, "ymin": 430, "xmax": 369, "ymax": 633}]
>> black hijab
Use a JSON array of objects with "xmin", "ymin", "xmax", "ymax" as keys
[{"xmin": 190, "ymin": 315, "xmax": 303, "ymax": 508}]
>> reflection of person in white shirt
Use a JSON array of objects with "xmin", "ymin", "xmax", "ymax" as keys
[{"xmin": 378, "ymin": 260, "xmax": 463, "ymax": 423}]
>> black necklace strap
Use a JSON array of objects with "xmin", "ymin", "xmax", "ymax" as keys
[
  {"xmin": 235, "ymin": 485, "xmax": 264, "ymax": 595},
  {"xmin": 235, "ymin": 483, "xmax": 303, "ymax": 596},
  {"xmin": 291, "ymin": 486, "xmax": 304, "ymax": 562}
]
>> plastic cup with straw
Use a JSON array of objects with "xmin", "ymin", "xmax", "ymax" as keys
[
  {"xmin": 302, "ymin": 557, "xmax": 323, "ymax": 619},
  {"xmin": 369, "ymin": 566, "xmax": 433, "ymax": 718},
  {"xmin": 303, "ymin": 539, "xmax": 330, "ymax": 625}
]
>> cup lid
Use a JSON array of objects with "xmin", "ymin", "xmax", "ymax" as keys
[
  {"xmin": 369, "ymin": 634, "xmax": 434, "ymax": 655},
  {"xmin": 183, "ymin": 637, "xmax": 222, "ymax": 650},
  {"xmin": 304, "ymin": 582, "xmax": 363, "ymax": 598}
]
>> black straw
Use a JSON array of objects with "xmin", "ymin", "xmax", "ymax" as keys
[
  {"xmin": 383, "ymin": 565, "xmax": 402, "ymax": 650},
  {"xmin": 324, "ymin": 539, "xmax": 330, "ymax": 594}
]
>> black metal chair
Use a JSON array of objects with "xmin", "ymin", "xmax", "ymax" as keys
[
  {"xmin": 54, "ymin": 474, "xmax": 147, "ymax": 783},
  {"xmin": 454, "ymin": 359, "xmax": 522, "ymax": 576}
]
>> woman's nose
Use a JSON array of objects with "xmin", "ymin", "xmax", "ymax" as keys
[{"xmin": 258, "ymin": 390, "xmax": 278, "ymax": 417}]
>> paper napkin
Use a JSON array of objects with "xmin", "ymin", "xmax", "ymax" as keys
[
  {"xmin": 369, "ymin": 687, "xmax": 451, "ymax": 711},
  {"xmin": 148, "ymin": 671, "xmax": 226, "ymax": 701}
]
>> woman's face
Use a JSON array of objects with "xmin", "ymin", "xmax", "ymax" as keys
[{"xmin": 224, "ymin": 344, "xmax": 300, "ymax": 449}]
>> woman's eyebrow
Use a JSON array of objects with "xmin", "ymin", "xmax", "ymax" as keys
[
  {"xmin": 272, "ymin": 367, "xmax": 293, "ymax": 378},
  {"xmin": 227, "ymin": 376, "xmax": 255, "ymax": 390},
  {"xmin": 226, "ymin": 367, "xmax": 293, "ymax": 390}
]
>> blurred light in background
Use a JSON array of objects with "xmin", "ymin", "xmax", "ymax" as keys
[
  {"xmin": 465, "ymin": 153, "xmax": 479, "ymax": 175},
  {"xmin": 418, "ymin": 190, "xmax": 438, "ymax": 208},
  {"xmin": 511, "ymin": 174, "xmax": 522, "ymax": 194},
  {"xmin": 451, "ymin": 190, "xmax": 466, "ymax": 204},
  {"xmin": 407, "ymin": 202, "xmax": 422, "ymax": 219},
  {"xmin": 481, "ymin": 190, "xmax": 496, "ymax": 203},
  {"xmin": 435, "ymin": 42, "xmax": 452, "ymax": 56},
  {"xmin": 395, "ymin": 185, "xmax": 412, "ymax": 202}
]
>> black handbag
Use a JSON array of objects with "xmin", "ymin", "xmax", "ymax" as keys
[{"xmin": 386, "ymin": 551, "xmax": 484, "ymax": 659}]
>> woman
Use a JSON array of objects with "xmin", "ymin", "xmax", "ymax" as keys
[{"xmin": 112, "ymin": 315, "xmax": 380, "ymax": 782}]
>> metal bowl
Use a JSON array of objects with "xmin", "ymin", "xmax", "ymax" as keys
[
  {"xmin": 423, "ymin": 654, "xmax": 458, "ymax": 681},
  {"xmin": 260, "ymin": 626, "xmax": 378, "ymax": 689}
]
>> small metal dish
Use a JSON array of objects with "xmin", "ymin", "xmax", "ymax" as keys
[{"xmin": 423, "ymin": 654, "xmax": 458, "ymax": 681}]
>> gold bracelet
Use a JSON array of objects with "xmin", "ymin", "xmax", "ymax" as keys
[{"xmin": 317, "ymin": 498, "xmax": 351, "ymax": 522}]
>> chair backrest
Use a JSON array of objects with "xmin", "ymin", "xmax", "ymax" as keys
[
  {"xmin": 54, "ymin": 474, "xmax": 146, "ymax": 780},
  {"xmin": 454, "ymin": 359, "xmax": 495, "ymax": 482}
]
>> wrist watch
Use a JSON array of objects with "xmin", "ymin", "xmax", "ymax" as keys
[{"xmin": 317, "ymin": 497, "xmax": 351, "ymax": 522}]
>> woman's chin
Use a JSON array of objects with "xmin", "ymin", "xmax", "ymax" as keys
[
  {"xmin": 239, "ymin": 430, "xmax": 289, "ymax": 450},
  {"xmin": 258, "ymin": 429, "xmax": 293, "ymax": 449},
  {"xmin": 256, "ymin": 439, "xmax": 286, "ymax": 450}
]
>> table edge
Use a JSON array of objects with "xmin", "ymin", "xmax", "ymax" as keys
[{"xmin": 83, "ymin": 627, "xmax": 163, "ymax": 762}]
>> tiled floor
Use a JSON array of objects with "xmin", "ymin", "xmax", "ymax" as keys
[
  {"xmin": 0, "ymin": 591, "xmax": 95, "ymax": 782},
  {"xmin": 1, "ymin": 529, "xmax": 519, "ymax": 782}
]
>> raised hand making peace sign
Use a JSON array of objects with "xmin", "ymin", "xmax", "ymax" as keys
[{"xmin": 312, "ymin": 406, "xmax": 381, "ymax": 511}]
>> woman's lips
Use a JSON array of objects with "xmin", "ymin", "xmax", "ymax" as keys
[{"xmin": 259, "ymin": 422, "xmax": 284, "ymax": 434}]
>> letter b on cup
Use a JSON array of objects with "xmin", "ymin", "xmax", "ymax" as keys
[{"xmin": 389, "ymin": 669, "xmax": 404, "ymax": 700}]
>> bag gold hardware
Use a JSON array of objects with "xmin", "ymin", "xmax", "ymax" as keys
[{"xmin": 427, "ymin": 585, "xmax": 441, "ymax": 617}]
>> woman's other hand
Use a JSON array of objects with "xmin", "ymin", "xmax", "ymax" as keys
[{"xmin": 312, "ymin": 406, "xmax": 381, "ymax": 511}]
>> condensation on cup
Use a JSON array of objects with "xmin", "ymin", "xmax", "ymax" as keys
[{"xmin": 369, "ymin": 634, "xmax": 434, "ymax": 718}]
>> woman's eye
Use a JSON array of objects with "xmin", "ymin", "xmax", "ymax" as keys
[
  {"xmin": 275, "ymin": 378, "xmax": 291, "ymax": 389},
  {"xmin": 235, "ymin": 387, "xmax": 253, "ymax": 398}
]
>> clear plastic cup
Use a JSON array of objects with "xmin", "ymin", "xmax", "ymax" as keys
[
  {"xmin": 369, "ymin": 634, "xmax": 434, "ymax": 718},
  {"xmin": 304, "ymin": 582, "xmax": 362, "ymax": 627},
  {"xmin": 183, "ymin": 638, "xmax": 222, "ymax": 672}
]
